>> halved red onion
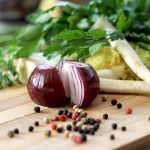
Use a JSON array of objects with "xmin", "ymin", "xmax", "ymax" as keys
[
  {"xmin": 27, "ymin": 64, "xmax": 66, "ymax": 107},
  {"xmin": 59, "ymin": 60, "xmax": 100, "ymax": 108}
]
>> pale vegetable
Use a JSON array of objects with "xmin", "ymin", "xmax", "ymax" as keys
[
  {"xmin": 97, "ymin": 69, "xmax": 117, "ymax": 79},
  {"xmin": 93, "ymin": 17, "xmax": 150, "ymax": 86},
  {"xmin": 15, "ymin": 58, "xmax": 37, "ymax": 84},
  {"xmin": 100, "ymin": 78, "xmax": 150, "ymax": 95}
]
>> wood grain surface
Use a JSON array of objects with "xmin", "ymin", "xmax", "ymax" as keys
[{"xmin": 0, "ymin": 86, "xmax": 149, "ymax": 150}]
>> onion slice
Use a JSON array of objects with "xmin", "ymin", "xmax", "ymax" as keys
[{"xmin": 59, "ymin": 60, "xmax": 100, "ymax": 108}]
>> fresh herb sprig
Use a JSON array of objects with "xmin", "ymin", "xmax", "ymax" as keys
[{"xmin": 44, "ymin": 29, "xmax": 123, "ymax": 61}]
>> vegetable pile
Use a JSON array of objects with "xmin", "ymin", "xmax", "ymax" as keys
[{"xmin": 0, "ymin": 0, "xmax": 150, "ymax": 94}]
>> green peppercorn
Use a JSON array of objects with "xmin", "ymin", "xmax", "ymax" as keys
[
  {"xmin": 102, "ymin": 96, "xmax": 107, "ymax": 102},
  {"xmin": 73, "ymin": 120, "xmax": 77, "ymax": 125},
  {"xmin": 45, "ymin": 130, "xmax": 51, "ymax": 137},
  {"xmin": 8, "ymin": 130, "xmax": 14, "ymax": 138}
]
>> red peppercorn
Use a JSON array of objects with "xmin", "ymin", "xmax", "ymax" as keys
[
  {"xmin": 96, "ymin": 119, "xmax": 101, "ymax": 124},
  {"xmin": 51, "ymin": 123, "xmax": 57, "ymax": 130},
  {"xmin": 125, "ymin": 108, "xmax": 133, "ymax": 114},
  {"xmin": 58, "ymin": 115, "xmax": 67, "ymax": 121},
  {"xmin": 72, "ymin": 113, "xmax": 78, "ymax": 120},
  {"xmin": 72, "ymin": 135, "xmax": 83, "ymax": 144},
  {"xmin": 76, "ymin": 117, "xmax": 81, "ymax": 122},
  {"xmin": 55, "ymin": 116, "xmax": 59, "ymax": 121}
]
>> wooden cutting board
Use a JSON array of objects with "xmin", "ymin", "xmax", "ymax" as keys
[{"xmin": 0, "ymin": 86, "xmax": 149, "ymax": 150}]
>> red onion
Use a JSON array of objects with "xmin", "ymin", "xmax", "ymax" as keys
[
  {"xmin": 27, "ymin": 61, "xmax": 100, "ymax": 108},
  {"xmin": 59, "ymin": 60, "xmax": 100, "ymax": 108},
  {"xmin": 27, "ymin": 64, "xmax": 66, "ymax": 107}
]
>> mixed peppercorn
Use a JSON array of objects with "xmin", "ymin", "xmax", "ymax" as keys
[{"xmin": 6, "ymin": 96, "xmax": 133, "ymax": 145}]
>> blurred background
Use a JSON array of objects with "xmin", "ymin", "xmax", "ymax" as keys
[{"xmin": 0, "ymin": 0, "xmax": 89, "ymax": 32}]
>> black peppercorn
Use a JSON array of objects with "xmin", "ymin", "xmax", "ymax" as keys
[
  {"xmin": 103, "ymin": 113, "xmax": 108, "ymax": 120},
  {"xmin": 117, "ymin": 103, "xmax": 122, "ymax": 109},
  {"xmin": 93, "ymin": 123, "xmax": 100, "ymax": 131},
  {"xmin": 57, "ymin": 127, "xmax": 63, "ymax": 133},
  {"xmin": 112, "ymin": 123, "xmax": 117, "ymax": 130},
  {"xmin": 111, "ymin": 99, "xmax": 117, "ymax": 106},
  {"xmin": 83, "ymin": 128, "xmax": 89, "ymax": 134},
  {"xmin": 28, "ymin": 126, "xmax": 34, "ymax": 132},
  {"xmin": 66, "ymin": 97, "xmax": 71, "ymax": 104},
  {"xmin": 110, "ymin": 134, "xmax": 115, "ymax": 140},
  {"xmin": 87, "ymin": 118, "xmax": 96, "ymax": 125},
  {"xmin": 13, "ymin": 128, "xmax": 19, "ymax": 134},
  {"xmin": 89, "ymin": 128, "xmax": 95, "ymax": 135},
  {"xmin": 34, "ymin": 121, "xmax": 39, "ymax": 127},
  {"xmin": 121, "ymin": 126, "xmax": 126, "ymax": 131},
  {"xmin": 81, "ymin": 134, "xmax": 87, "ymax": 142},
  {"xmin": 34, "ymin": 106, "xmax": 41, "ymax": 113},
  {"xmin": 73, "ymin": 126, "xmax": 78, "ymax": 132},
  {"xmin": 78, "ymin": 128, "xmax": 83, "ymax": 134},
  {"xmin": 90, "ymin": 118, "xmax": 96, "ymax": 125},
  {"xmin": 58, "ymin": 110, "xmax": 64, "ymax": 115},
  {"xmin": 67, "ymin": 112, "xmax": 72, "ymax": 118},
  {"xmin": 66, "ymin": 125, "xmax": 72, "ymax": 131},
  {"xmin": 63, "ymin": 109, "xmax": 68, "ymax": 115}
]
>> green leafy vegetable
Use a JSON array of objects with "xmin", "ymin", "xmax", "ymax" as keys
[{"xmin": 0, "ymin": 0, "xmax": 150, "ymax": 89}]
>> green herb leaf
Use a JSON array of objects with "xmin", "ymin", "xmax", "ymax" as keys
[
  {"xmin": 89, "ymin": 43, "xmax": 103, "ymax": 55},
  {"xmin": 116, "ymin": 10, "xmax": 127, "ymax": 31},
  {"xmin": 57, "ymin": 30, "xmax": 86, "ymax": 41}
]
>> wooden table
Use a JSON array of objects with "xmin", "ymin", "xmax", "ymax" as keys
[{"xmin": 0, "ymin": 86, "xmax": 149, "ymax": 150}]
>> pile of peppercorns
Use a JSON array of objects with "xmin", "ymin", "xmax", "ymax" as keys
[
  {"xmin": 48, "ymin": 105, "xmax": 101, "ymax": 144},
  {"xmin": 7, "ymin": 96, "xmax": 134, "ymax": 143},
  {"xmin": 7, "ymin": 105, "xmax": 101, "ymax": 144}
]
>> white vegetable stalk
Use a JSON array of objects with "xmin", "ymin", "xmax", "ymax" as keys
[
  {"xmin": 100, "ymin": 78, "xmax": 150, "ymax": 95},
  {"xmin": 97, "ymin": 69, "xmax": 117, "ymax": 79},
  {"xmin": 93, "ymin": 18, "xmax": 150, "ymax": 86}
]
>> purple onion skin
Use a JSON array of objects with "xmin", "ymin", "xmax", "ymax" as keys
[
  {"xmin": 27, "ymin": 64, "xmax": 66, "ymax": 107},
  {"xmin": 76, "ymin": 65, "xmax": 100, "ymax": 108}
]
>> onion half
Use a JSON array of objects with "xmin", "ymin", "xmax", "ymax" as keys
[
  {"xmin": 59, "ymin": 60, "xmax": 100, "ymax": 108},
  {"xmin": 27, "ymin": 64, "xmax": 66, "ymax": 107}
]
